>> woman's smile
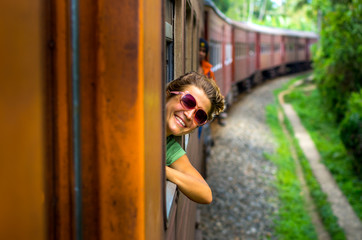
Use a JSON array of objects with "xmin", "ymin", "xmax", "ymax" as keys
[{"xmin": 175, "ymin": 114, "xmax": 186, "ymax": 127}]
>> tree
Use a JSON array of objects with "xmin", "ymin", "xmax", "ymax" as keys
[{"xmin": 313, "ymin": 0, "xmax": 362, "ymax": 122}]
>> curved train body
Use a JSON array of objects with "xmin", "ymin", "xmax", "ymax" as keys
[{"xmin": 1, "ymin": 0, "xmax": 317, "ymax": 239}]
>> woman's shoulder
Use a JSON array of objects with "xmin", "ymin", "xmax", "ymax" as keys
[{"xmin": 166, "ymin": 135, "xmax": 186, "ymax": 166}]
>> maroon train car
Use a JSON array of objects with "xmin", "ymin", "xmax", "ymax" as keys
[{"xmin": 203, "ymin": 0, "xmax": 318, "ymax": 98}]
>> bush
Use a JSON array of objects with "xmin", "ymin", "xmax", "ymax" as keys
[
  {"xmin": 312, "ymin": 0, "xmax": 362, "ymax": 122},
  {"xmin": 340, "ymin": 90, "xmax": 362, "ymax": 174}
]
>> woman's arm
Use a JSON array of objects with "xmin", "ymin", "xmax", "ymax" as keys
[{"xmin": 166, "ymin": 154, "xmax": 212, "ymax": 204}]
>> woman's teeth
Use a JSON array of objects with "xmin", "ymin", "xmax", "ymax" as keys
[{"xmin": 175, "ymin": 115, "xmax": 186, "ymax": 127}]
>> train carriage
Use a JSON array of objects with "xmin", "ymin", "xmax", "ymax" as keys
[
  {"xmin": 247, "ymin": 31, "xmax": 258, "ymax": 81},
  {"xmin": 204, "ymin": 0, "xmax": 233, "ymax": 104},
  {"xmin": 297, "ymin": 37, "xmax": 307, "ymax": 62},
  {"xmin": 233, "ymin": 25, "xmax": 249, "ymax": 86},
  {"xmin": 284, "ymin": 36, "xmax": 298, "ymax": 67},
  {"xmin": 272, "ymin": 35, "xmax": 283, "ymax": 69}
]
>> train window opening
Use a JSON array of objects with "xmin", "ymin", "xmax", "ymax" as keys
[
  {"xmin": 298, "ymin": 43, "xmax": 305, "ymax": 50},
  {"xmin": 210, "ymin": 41, "xmax": 222, "ymax": 72},
  {"xmin": 261, "ymin": 43, "xmax": 270, "ymax": 54},
  {"xmin": 225, "ymin": 43, "xmax": 233, "ymax": 65},
  {"xmin": 235, "ymin": 43, "xmax": 248, "ymax": 59},
  {"xmin": 274, "ymin": 43, "xmax": 280, "ymax": 53},
  {"xmin": 249, "ymin": 43, "xmax": 255, "ymax": 56}
]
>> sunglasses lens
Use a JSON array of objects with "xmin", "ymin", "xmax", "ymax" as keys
[
  {"xmin": 195, "ymin": 110, "xmax": 208, "ymax": 125},
  {"xmin": 181, "ymin": 94, "xmax": 196, "ymax": 109}
]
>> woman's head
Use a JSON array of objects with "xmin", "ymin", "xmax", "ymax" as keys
[{"xmin": 166, "ymin": 72, "xmax": 225, "ymax": 136}]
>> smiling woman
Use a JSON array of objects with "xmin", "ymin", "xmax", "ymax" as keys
[{"xmin": 165, "ymin": 71, "xmax": 225, "ymax": 204}]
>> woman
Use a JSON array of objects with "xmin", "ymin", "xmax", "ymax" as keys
[{"xmin": 165, "ymin": 71, "xmax": 225, "ymax": 204}]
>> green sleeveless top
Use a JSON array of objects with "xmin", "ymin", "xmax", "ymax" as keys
[{"xmin": 166, "ymin": 136, "xmax": 186, "ymax": 166}]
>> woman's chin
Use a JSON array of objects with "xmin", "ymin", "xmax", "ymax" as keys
[{"xmin": 168, "ymin": 125, "xmax": 187, "ymax": 136}]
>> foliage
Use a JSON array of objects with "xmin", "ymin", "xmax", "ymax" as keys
[
  {"xmin": 212, "ymin": 0, "xmax": 231, "ymax": 12},
  {"xmin": 340, "ymin": 89, "xmax": 362, "ymax": 174},
  {"xmin": 312, "ymin": 0, "xmax": 362, "ymax": 122},
  {"xmin": 213, "ymin": 0, "xmax": 317, "ymax": 31}
]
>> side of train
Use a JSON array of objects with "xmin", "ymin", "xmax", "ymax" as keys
[
  {"xmin": 1, "ymin": 0, "xmax": 317, "ymax": 240},
  {"xmin": 203, "ymin": 0, "xmax": 318, "ymax": 106}
]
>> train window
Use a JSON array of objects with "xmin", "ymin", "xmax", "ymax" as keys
[
  {"xmin": 238, "ymin": 43, "xmax": 248, "ymax": 58},
  {"xmin": 249, "ymin": 43, "xmax": 255, "ymax": 56},
  {"xmin": 225, "ymin": 43, "xmax": 233, "ymax": 65},
  {"xmin": 209, "ymin": 41, "xmax": 222, "ymax": 72},
  {"xmin": 235, "ymin": 43, "xmax": 243, "ymax": 59},
  {"xmin": 165, "ymin": 0, "xmax": 174, "ymax": 83},
  {"xmin": 261, "ymin": 43, "xmax": 270, "ymax": 54},
  {"xmin": 274, "ymin": 43, "xmax": 280, "ymax": 52},
  {"xmin": 288, "ymin": 43, "xmax": 294, "ymax": 51}
]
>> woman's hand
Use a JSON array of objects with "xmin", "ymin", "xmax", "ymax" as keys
[{"xmin": 166, "ymin": 155, "xmax": 212, "ymax": 204}]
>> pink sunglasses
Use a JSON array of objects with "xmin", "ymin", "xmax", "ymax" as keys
[{"xmin": 170, "ymin": 91, "xmax": 208, "ymax": 126}]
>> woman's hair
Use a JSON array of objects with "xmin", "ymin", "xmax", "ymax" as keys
[{"xmin": 166, "ymin": 71, "xmax": 225, "ymax": 120}]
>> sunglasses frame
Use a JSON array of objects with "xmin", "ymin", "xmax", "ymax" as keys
[{"xmin": 170, "ymin": 91, "xmax": 208, "ymax": 126}]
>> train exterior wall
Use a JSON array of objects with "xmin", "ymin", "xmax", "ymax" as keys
[
  {"xmin": 206, "ymin": 6, "xmax": 225, "ymax": 94},
  {"xmin": 297, "ymin": 37, "xmax": 307, "ymax": 62},
  {"xmin": 272, "ymin": 35, "xmax": 283, "ymax": 68},
  {"xmin": 285, "ymin": 36, "xmax": 297, "ymax": 65},
  {"xmin": 222, "ymin": 23, "xmax": 233, "ymax": 102},
  {"xmin": 260, "ymin": 33, "xmax": 273, "ymax": 71},
  {"xmin": 233, "ymin": 27, "xmax": 249, "ymax": 83},
  {"xmin": 205, "ymin": 5, "xmax": 232, "ymax": 100},
  {"xmin": 248, "ymin": 31, "xmax": 257, "ymax": 77}
]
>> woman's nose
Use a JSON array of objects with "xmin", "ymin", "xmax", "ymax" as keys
[{"xmin": 184, "ymin": 109, "xmax": 196, "ymax": 119}]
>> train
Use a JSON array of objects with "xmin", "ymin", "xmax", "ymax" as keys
[{"xmin": 1, "ymin": 0, "xmax": 317, "ymax": 239}]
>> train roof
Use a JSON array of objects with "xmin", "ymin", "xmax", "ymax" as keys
[{"xmin": 204, "ymin": 0, "xmax": 318, "ymax": 39}]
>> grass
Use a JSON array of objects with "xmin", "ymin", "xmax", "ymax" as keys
[
  {"xmin": 281, "ymin": 102, "xmax": 346, "ymax": 240},
  {"xmin": 265, "ymin": 103, "xmax": 318, "ymax": 240},
  {"xmin": 263, "ymin": 73, "xmax": 359, "ymax": 239},
  {"xmin": 285, "ymin": 83, "xmax": 362, "ymax": 222}
]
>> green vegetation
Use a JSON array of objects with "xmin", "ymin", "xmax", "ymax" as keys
[
  {"xmin": 265, "ymin": 75, "xmax": 350, "ymax": 239},
  {"xmin": 339, "ymin": 90, "xmax": 362, "ymax": 173},
  {"xmin": 313, "ymin": 0, "xmax": 362, "ymax": 122},
  {"xmin": 265, "ymin": 104, "xmax": 317, "ymax": 240},
  {"xmin": 284, "ymin": 83, "xmax": 362, "ymax": 222},
  {"xmin": 280, "ymin": 80, "xmax": 347, "ymax": 239},
  {"xmin": 212, "ymin": 0, "xmax": 317, "ymax": 31},
  {"xmin": 312, "ymin": 0, "xmax": 362, "ymax": 172}
]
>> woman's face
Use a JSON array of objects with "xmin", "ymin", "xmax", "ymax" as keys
[{"xmin": 166, "ymin": 85, "xmax": 211, "ymax": 136}]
